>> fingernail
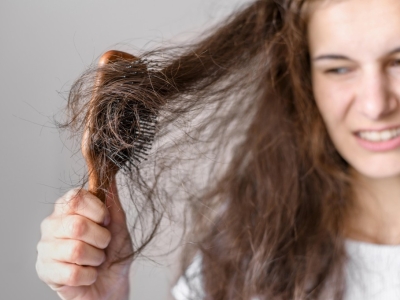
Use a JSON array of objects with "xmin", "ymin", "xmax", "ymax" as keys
[{"xmin": 104, "ymin": 215, "xmax": 111, "ymax": 226}]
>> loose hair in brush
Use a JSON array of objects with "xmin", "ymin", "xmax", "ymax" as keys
[{"xmin": 62, "ymin": 0, "xmax": 352, "ymax": 299}]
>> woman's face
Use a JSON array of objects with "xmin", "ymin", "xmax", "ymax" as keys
[{"xmin": 309, "ymin": 0, "xmax": 400, "ymax": 179}]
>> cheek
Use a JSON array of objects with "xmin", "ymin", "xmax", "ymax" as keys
[
  {"xmin": 312, "ymin": 75, "xmax": 352, "ymax": 131},
  {"xmin": 312, "ymin": 75, "xmax": 360, "ymax": 170}
]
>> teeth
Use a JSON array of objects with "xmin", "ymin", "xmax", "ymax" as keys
[{"xmin": 359, "ymin": 128, "xmax": 400, "ymax": 142}]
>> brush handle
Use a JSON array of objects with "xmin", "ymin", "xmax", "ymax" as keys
[{"xmin": 82, "ymin": 50, "xmax": 139, "ymax": 202}]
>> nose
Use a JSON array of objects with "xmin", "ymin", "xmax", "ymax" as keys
[{"xmin": 357, "ymin": 68, "xmax": 398, "ymax": 120}]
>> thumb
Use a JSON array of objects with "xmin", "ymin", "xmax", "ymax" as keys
[
  {"xmin": 105, "ymin": 178, "xmax": 128, "ymax": 228},
  {"xmin": 103, "ymin": 178, "xmax": 133, "ymax": 263}
]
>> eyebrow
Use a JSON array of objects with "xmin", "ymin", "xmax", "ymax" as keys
[
  {"xmin": 313, "ymin": 47, "xmax": 400, "ymax": 62},
  {"xmin": 313, "ymin": 54, "xmax": 351, "ymax": 62}
]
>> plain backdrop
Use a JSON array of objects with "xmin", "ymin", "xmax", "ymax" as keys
[{"xmin": 0, "ymin": 0, "xmax": 251, "ymax": 299}]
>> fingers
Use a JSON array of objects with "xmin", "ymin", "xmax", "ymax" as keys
[
  {"xmin": 54, "ymin": 188, "xmax": 110, "ymax": 226},
  {"xmin": 37, "ymin": 186, "xmax": 133, "ymax": 296},
  {"xmin": 36, "ymin": 260, "xmax": 98, "ymax": 287},
  {"xmin": 36, "ymin": 189, "xmax": 108, "ymax": 293},
  {"xmin": 41, "ymin": 214, "xmax": 111, "ymax": 249},
  {"xmin": 38, "ymin": 239, "xmax": 106, "ymax": 267}
]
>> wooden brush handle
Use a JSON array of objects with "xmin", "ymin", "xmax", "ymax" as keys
[{"xmin": 82, "ymin": 50, "xmax": 139, "ymax": 202}]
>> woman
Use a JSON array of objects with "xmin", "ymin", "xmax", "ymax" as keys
[{"xmin": 36, "ymin": 0, "xmax": 400, "ymax": 299}]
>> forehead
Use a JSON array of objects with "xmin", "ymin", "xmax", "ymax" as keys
[{"xmin": 307, "ymin": 0, "xmax": 400, "ymax": 57}]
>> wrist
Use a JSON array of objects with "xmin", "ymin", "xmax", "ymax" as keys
[
  {"xmin": 104, "ymin": 259, "xmax": 133, "ymax": 300},
  {"xmin": 108, "ymin": 278, "xmax": 130, "ymax": 300}
]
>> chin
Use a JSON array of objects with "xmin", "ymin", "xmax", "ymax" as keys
[{"xmin": 348, "ymin": 156, "xmax": 400, "ymax": 180}]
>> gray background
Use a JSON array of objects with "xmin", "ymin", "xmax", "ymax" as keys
[{"xmin": 0, "ymin": 0, "xmax": 250, "ymax": 299}]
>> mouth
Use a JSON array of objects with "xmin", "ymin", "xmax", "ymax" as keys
[{"xmin": 356, "ymin": 127, "xmax": 400, "ymax": 142}]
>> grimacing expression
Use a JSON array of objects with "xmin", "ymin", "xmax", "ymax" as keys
[{"xmin": 308, "ymin": 0, "xmax": 400, "ymax": 179}]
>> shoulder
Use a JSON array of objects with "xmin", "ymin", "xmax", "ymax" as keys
[{"xmin": 171, "ymin": 254, "xmax": 204, "ymax": 300}]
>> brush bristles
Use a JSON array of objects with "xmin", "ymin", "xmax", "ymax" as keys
[
  {"xmin": 85, "ymin": 56, "xmax": 163, "ymax": 175},
  {"xmin": 92, "ymin": 113, "xmax": 157, "ymax": 171}
]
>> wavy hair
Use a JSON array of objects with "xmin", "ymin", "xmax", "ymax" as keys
[{"xmin": 62, "ymin": 0, "xmax": 353, "ymax": 299}]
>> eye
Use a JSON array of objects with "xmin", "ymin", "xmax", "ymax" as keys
[
  {"xmin": 325, "ymin": 67, "xmax": 350, "ymax": 75},
  {"xmin": 390, "ymin": 59, "xmax": 400, "ymax": 67},
  {"xmin": 389, "ymin": 59, "xmax": 400, "ymax": 78}
]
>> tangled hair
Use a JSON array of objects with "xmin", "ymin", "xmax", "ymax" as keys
[{"xmin": 63, "ymin": 0, "xmax": 353, "ymax": 299}]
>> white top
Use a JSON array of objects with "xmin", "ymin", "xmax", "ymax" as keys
[{"xmin": 172, "ymin": 239, "xmax": 400, "ymax": 300}]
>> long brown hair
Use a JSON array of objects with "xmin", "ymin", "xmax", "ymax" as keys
[{"xmin": 63, "ymin": 0, "xmax": 353, "ymax": 299}]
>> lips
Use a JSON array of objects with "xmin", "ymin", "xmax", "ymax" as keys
[
  {"xmin": 355, "ymin": 125, "xmax": 400, "ymax": 151},
  {"xmin": 357, "ymin": 127, "xmax": 400, "ymax": 142}
]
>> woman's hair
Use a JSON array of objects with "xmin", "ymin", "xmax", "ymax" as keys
[{"xmin": 63, "ymin": 0, "xmax": 354, "ymax": 299}]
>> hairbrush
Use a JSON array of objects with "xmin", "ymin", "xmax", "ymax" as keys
[{"xmin": 81, "ymin": 50, "xmax": 157, "ymax": 203}]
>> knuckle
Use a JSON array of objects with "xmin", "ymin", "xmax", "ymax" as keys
[
  {"xmin": 65, "ymin": 265, "xmax": 97, "ymax": 286},
  {"xmin": 69, "ymin": 241, "xmax": 85, "ymax": 263},
  {"xmin": 65, "ymin": 189, "xmax": 84, "ymax": 209},
  {"xmin": 65, "ymin": 265, "xmax": 81, "ymax": 286},
  {"xmin": 64, "ymin": 188, "xmax": 87, "ymax": 209},
  {"xmin": 36, "ymin": 241, "xmax": 44, "ymax": 255},
  {"xmin": 68, "ymin": 216, "xmax": 87, "ymax": 238},
  {"xmin": 40, "ymin": 216, "xmax": 55, "ymax": 236},
  {"xmin": 65, "ymin": 188, "xmax": 84, "ymax": 200},
  {"xmin": 55, "ymin": 189, "xmax": 85, "ymax": 214}
]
